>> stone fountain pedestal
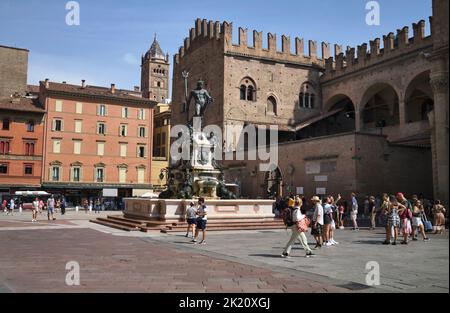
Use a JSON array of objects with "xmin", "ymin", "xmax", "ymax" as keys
[{"xmin": 123, "ymin": 198, "xmax": 275, "ymax": 222}]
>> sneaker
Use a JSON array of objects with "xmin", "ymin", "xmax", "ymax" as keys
[
  {"xmin": 401, "ymin": 241, "xmax": 408, "ymax": 245},
  {"xmin": 306, "ymin": 252, "xmax": 314, "ymax": 258},
  {"xmin": 412, "ymin": 237, "xmax": 418, "ymax": 241},
  {"xmin": 331, "ymin": 239, "xmax": 339, "ymax": 245},
  {"xmin": 424, "ymin": 238, "xmax": 430, "ymax": 241},
  {"xmin": 200, "ymin": 241, "xmax": 207, "ymax": 245},
  {"xmin": 382, "ymin": 240, "xmax": 390, "ymax": 245},
  {"xmin": 281, "ymin": 252, "xmax": 289, "ymax": 258},
  {"xmin": 191, "ymin": 239, "xmax": 197, "ymax": 243},
  {"xmin": 325, "ymin": 242, "xmax": 333, "ymax": 246},
  {"xmin": 184, "ymin": 234, "xmax": 189, "ymax": 238}
]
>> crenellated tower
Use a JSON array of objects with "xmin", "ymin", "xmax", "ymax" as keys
[{"xmin": 141, "ymin": 35, "xmax": 170, "ymax": 102}]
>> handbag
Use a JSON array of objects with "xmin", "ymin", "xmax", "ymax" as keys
[{"xmin": 297, "ymin": 217, "xmax": 311, "ymax": 232}]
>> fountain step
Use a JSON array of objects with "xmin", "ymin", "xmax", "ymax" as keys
[{"xmin": 90, "ymin": 219, "xmax": 139, "ymax": 232}]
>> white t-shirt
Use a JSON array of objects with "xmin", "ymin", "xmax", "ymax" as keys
[
  {"xmin": 197, "ymin": 205, "xmax": 208, "ymax": 221},
  {"xmin": 186, "ymin": 206, "xmax": 197, "ymax": 219},
  {"xmin": 313, "ymin": 204, "xmax": 324, "ymax": 225},
  {"xmin": 292, "ymin": 207, "xmax": 305, "ymax": 222},
  {"xmin": 324, "ymin": 203, "xmax": 333, "ymax": 215}
]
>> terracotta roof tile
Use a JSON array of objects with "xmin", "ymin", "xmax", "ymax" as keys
[
  {"xmin": 43, "ymin": 82, "xmax": 150, "ymax": 103},
  {"xmin": 0, "ymin": 97, "xmax": 45, "ymax": 113}
]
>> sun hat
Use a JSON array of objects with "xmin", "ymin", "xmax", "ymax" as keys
[{"xmin": 311, "ymin": 196, "xmax": 321, "ymax": 202}]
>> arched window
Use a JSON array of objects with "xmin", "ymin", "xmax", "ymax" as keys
[
  {"xmin": 299, "ymin": 82, "xmax": 316, "ymax": 109},
  {"xmin": 247, "ymin": 86, "xmax": 255, "ymax": 101},
  {"xmin": 240, "ymin": 85, "xmax": 246, "ymax": 100},
  {"xmin": 267, "ymin": 96, "xmax": 277, "ymax": 115},
  {"xmin": 239, "ymin": 77, "xmax": 257, "ymax": 102}
]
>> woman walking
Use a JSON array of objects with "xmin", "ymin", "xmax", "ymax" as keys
[
  {"xmin": 432, "ymin": 200, "xmax": 447, "ymax": 234},
  {"xmin": 281, "ymin": 198, "xmax": 314, "ymax": 258},
  {"xmin": 398, "ymin": 199, "xmax": 412, "ymax": 245},
  {"xmin": 384, "ymin": 195, "xmax": 401, "ymax": 245},
  {"xmin": 411, "ymin": 200, "xmax": 429, "ymax": 241},
  {"xmin": 369, "ymin": 196, "xmax": 377, "ymax": 230},
  {"xmin": 32, "ymin": 197, "xmax": 39, "ymax": 222}
]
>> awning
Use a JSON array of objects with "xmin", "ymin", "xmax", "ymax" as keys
[{"xmin": 292, "ymin": 107, "xmax": 345, "ymax": 132}]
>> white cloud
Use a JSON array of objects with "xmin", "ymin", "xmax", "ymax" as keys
[{"xmin": 123, "ymin": 52, "xmax": 139, "ymax": 66}]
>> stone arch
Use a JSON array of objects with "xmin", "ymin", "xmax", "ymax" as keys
[
  {"xmin": 324, "ymin": 94, "xmax": 357, "ymax": 133},
  {"xmin": 265, "ymin": 166, "xmax": 283, "ymax": 198},
  {"xmin": 299, "ymin": 81, "xmax": 318, "ymax": 109},
  {"xmin": 404, "ymin": 71, "xmax": 434, "ymax": 123},
  {"xmin": 239, "ymin": 77, "xmax": 257, "ymax": 101},
  {"xmin": 360, "ymin": 82, "xmax": 400, "ymax": 129},
  {"xmin": 266, "ymin": 92, "xmax": 280, "ymax": 116}
]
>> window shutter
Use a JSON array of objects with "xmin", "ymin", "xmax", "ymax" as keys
[
  {"xmin": 143, "ymin": 109, "xmax": 146, "ymax": 120},
  {"xmin": 61, "ymin": 120, "xmax": 65, "ymax": 131},
  {"xmin": 52, "ymin": 120, "xmax": 55, "ymax": 131},
  {"xmin": 97, "ymin": 105, "xmax": 100, "ymax": 116}
]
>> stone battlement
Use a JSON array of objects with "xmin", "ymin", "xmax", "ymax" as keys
[
  {"xmin": 174, "ymin": 18, "xmax": 330, "ymax": 67},
  {"xmin": 323, "ymin": 18, "xmax": 434, "ymax": 81}
]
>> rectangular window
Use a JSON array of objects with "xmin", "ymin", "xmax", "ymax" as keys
[
  {"xmin": 73, "ymin": 140, "xmax": 81, "ymax": 155},
  {"xmin": 53, "ymin": 119, "xmax": 63, "ymax": 132},
  {"xmin": 0, "ymin": 164, "xmax": 8, "ymax": 174},
  {"xmin": 2, "ymin": 119, "xmax": 10, "ymax": 130},
  {"xmin": 97, "ymin": 142, "xmax": 105, "ymax": 156},
  {"xmin": 119, "ymin": 168, "xmax": 127, "ymax": 183},
  {"xmin": 120, "ymin": 124, "xmax": 128, "ymax": 137},
  {"xmin": 137, "ymin": 168, "xmax": 145, "ymax": 184},
  {"xmin": 97, "ymin": 123, "xmax": 106, "ymax": 135},
  {"xmin": 96, "ymin": 168, "xmax": 104, "ymax": 182},
  {"xmin": 24, "ymin": 142, "xmax": 35, "ymax": 156},
  {"xmin": 138, "ymin": 108, "xmax": 146, "ymax": 120},
  {"xmin": 122, "ymin": 107, "xmax": 129, "ymax": 118},
  {"xmin": 76, "ymin": 102, "xmax": 83, "ymax": 114},
  {"xmin": 0, "ymin": 141, "xmax": 10, "ymax": 155},
  {"xmin": 72, "ymin": 167, "xmax": 81, "ymax": 182},
  {"xmin": 138, "ymin": 126, "xmax": 146, "ymax": 138},
  {"xmin": 53, "ymin": 140, "xmax": 61, "ymax": 154},
  {"xmin": 24, "ymin": 164, "xmax": 33, "ymax": 175},
  {"xmin": 26, "ymin": 121, "xmax": 35, "ymax": 132},
  {"xmin": 98, "ymin": 104, "xmax": 107, "ymax": 116},
  {"xmin": 75, "ymin": 120, "xmax": 82, "ymax": 133},
  {"xmin": 120, "ymin": 144, "xmax": 127, "ymax": 157},
  {"xmin": 52, "ymin": 167, "xmax": 60, "ymax": 181},
  {"xmin": 55, "ymin": 100, "xmax": 63, "ymax": 112},
  {"xmin": 138, "ymin": 146, "xmax": 145, "ymax": 158}
]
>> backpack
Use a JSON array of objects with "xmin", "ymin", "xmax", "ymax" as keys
[{"xmin": 283, "ymin": 207, "xmax": 296, "ymax": 227}]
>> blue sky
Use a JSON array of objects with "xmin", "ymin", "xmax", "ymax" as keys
[{"xmin": 0, "ymin": 0, "xmax": 432, "ymax": 96}]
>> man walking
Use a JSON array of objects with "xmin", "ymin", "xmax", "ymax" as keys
[
  {"xmin": 311, "ymin": 196, "xmax": 324, "ymax": 249},
  {"xmin": 47, "ymin": 195, "xmax": 56, "ymax": 221},
  {"xmin": 281, "ymin": 198, "xmax": 314, "ymax": 258}
]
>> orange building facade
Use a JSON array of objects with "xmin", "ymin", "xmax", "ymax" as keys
[
  {"xmin": 0, "ymin": 96, "xmax": 45, "ymax": 194},
  {"xmin": 39, "ymin": 80, "xmax": 156, "ymax": 206}
]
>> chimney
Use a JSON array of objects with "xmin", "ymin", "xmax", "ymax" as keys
[
  {"xmin": 134, "ymin": 86, "xmax": 140, "ymax": 92},
  {"xmin": 44, "ymin": 78, "xmax": 49, "ymax": 88},
  {"xmin": 81, "ymin": 79, "xmax": 86, "ymax": 88},
  {"xmin": 111, "ymin": 83, "xmax": 116, "ymax": 94}
]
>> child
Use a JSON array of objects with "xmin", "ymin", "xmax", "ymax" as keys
[{"xmin": 185, "ymin": 202, "xmax": 197, "ymax": 239}]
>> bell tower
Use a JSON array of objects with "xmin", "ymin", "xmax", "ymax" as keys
[{"xmin": 141, "ymin": 35, "xmax": 170, "ymax": 102}]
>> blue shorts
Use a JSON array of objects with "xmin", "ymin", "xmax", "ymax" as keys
[
  {"xmin": 187, "ymin": 218, "xmax": 197, "ymax": 225},
  {"xmin": 48, "ymin": 207, "xmax": 54, "ymax": 214},
  {"xmin": 196, "ymin": 219, "xmax": 207, "ymax": 230}
]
